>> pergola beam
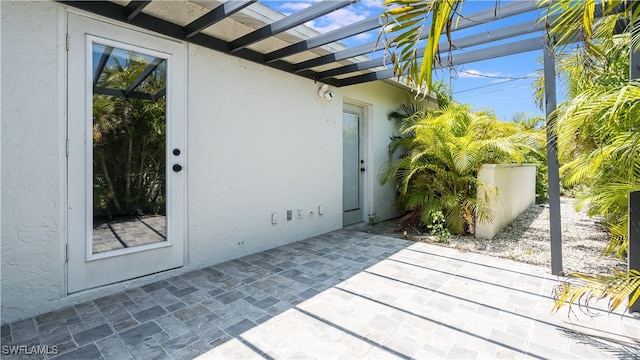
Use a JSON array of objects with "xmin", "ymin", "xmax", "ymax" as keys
[
  {"xmin": 264, "ymin": 16, "xmax": 380, "ymax": 63},
  {"xmin": 125, "ymin": 1, "xmax": 151, "ymax": 21},
  {"xmin": 317, "ymin": 18, "xmax": 546, "ymax": 80},
  {"xmin": 229, "ymin": 0, "xmax": 357, "ymax": 52},
  {"xmin": 184, "ymin": 0, "xmax": 256, "ymax": 39},
  {"xmin": 56, "ymin": 1, "xmax": 342, "ymax": 87},
  {"xmin": 294, "ymin": 0, "xmax": 540, "ymax": 72},
  {"xmin": 336, "ymin": 37, "xmax": 544, "ymax": 87}
]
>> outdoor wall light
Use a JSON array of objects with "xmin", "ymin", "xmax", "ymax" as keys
[{"xmin": 318, "ymin": 84, "xmax": 333, "ymax": 101}]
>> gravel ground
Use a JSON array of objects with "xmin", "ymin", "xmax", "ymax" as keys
[{"xmin": 356, "ymin": 197, "xmax": 627, "ymax": 276}]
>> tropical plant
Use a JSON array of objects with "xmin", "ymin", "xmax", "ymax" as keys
[
  {"xmin": 381, "ymin": 87, "xmax": 544, "ymax": 235},
  {"xmin": 533, "ymin": 6, "xmax": 640, "ymax": 258},
  {"xmin": 379, "ymin": 0, "xmax": 640, "ymax": 314},
  {"xmin": 552, "ymin": 270, "xmax": 640, "ymax": 315},
  {"xmin": 379, "ymin": 0, "xmax": 462, "ymax": 96},
  {"xmin": 539, "ymin": 0, "xmax": 640, "ymax": 314},
  {"xmin": 426, "ymin": 211, "xmax": 451, "ymax": 243},
  {"xmin": 92, "ymin": 50, "xmax": 167, "ymax": 221},
  {"xmin": 512, "ymin": 112, "xmax": 549, "ymax": 203}
]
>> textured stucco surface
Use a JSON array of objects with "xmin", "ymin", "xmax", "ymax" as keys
[
  {"xmin": 1, "ymin": 1, "xmax": 65, "ymax": 323},
  {"xmin": 1, "ymin": 2, "xmax": 415, "ymax": 323},
  {"xmin": 476, "ymin": 164, "xmax": 537, "ymax": 239},
  {"xmin": 341, "ymin": 82, "xmax": 424, "ymax": 223}
]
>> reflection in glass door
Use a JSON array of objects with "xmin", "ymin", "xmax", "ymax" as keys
[
  {"xmin": 343, "ymin": 104, "xmax": 364, "ymax": 226},
  {"xmin": 91, "ymin": 44, "xmax": 168, "ymax": 254}
]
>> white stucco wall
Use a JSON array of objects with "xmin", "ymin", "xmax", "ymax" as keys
[
  {"xmin": 1, "ymin": 1, "xmax": 67, "ymax": 324},
  {"xmin": 1, "ymin": 2, "xmax": 415, "ymax": 323},
  {"xmin": 475, "ymin": 164, "xmax": 536, "ymax": 239},
  {"xmin": 341, "ymin": 82, "xmax": 417, "ymax": 223}
]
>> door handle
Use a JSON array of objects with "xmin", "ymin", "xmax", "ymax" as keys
[{"xmin": 172, "ymin": 164, "xmax": 183, "ymax": 172}]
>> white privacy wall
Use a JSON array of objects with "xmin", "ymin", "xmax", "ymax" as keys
[
  {"xmin": 475, "ymin": 164, "xmax": 536, "ymax": 239},
  {"xmin": 1, "ymin": 2, "xmax": 413, "ymax": 323}
]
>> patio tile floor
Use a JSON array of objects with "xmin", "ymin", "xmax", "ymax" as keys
[{"xmin": 2, "ymin": 229, "xmax": 639, "ymax": 359}]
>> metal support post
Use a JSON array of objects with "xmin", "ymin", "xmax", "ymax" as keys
[
  {"xmin": 630, "ymin": 192, "xmax": 640, "ymax": 313},
  {"xmin": 543, "ymin": 38, "xmax": 563, "ymax": 276},
  {"xmin": 629, "ymin": 2, "xmax": 640, "ymax": 314}
]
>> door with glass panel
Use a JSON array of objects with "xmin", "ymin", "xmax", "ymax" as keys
[
  {"xmin": 343, "ymin": 104, "xmax": 364, "ymax": 226},
  {"xmin": 67, "ymin": 14, "xmax": 186, "ymax": 293}
]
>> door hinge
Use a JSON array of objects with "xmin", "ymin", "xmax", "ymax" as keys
[
  {"xmin": 65, "ymin": 244, "xmax": 69, "ymax": 263},
  {"xmin": 65, "ymin": 33, "xmax": 69, "ymax": 51},
  {"xmin": 66, "ymin": 139, "xmax": 69, "ymax": 157}
]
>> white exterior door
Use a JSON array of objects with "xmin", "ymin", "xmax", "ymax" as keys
[
  {"xmin": 343, "ymin": 104, "xmax": 364, "ymax": 226},
  {"xmin": 67, "ymin": 14, "xmax": 186, "ymax": 293}
]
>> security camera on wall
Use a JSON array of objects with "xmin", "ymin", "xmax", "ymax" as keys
[{"xmin": 318, "ymin": 84, "xmax": 333, "ymax": 102}]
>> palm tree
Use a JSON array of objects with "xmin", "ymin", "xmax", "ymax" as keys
[
  {"xmin": 381, "ymin": 87, "xmax": 543, "ymax": 235},
  {"xmin": 92, "ymin": 50, "xmax": 167, "ymax": 220},
  {"xmin": 379, "ymin": 0, "xmax": 640, "ymax": 314}
]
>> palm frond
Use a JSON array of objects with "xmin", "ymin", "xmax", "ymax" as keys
[{"xmin": 552, "ymin": 270, "xmax": 640, "ymax": 314}]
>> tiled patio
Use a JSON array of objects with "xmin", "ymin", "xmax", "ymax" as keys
[{"xmin": 2, "ymin": 229, "xmax": 639, "ymax": 359}]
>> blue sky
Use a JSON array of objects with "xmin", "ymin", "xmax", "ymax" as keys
[{"xmin": 261, "ymin": 0, "xmax": 550, "ymax": 121}]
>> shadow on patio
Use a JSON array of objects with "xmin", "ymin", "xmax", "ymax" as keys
[{"xmin": 3, "ymin": 229, "xmax": 639, "ymax": 359}]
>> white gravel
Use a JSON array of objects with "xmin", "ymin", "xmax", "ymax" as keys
[
  {"xmin": 443, "ymin": 197, "xmax": 627, "ymax": 276},
  {"xmin": 358, "ymin": 197, "xmax": 627, "ymax": 276}
]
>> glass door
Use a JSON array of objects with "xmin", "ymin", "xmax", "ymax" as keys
[
  {"xmin": 343, "ymin": 104, "xmax": 364, "ymax": 226},
  {"xmin": 67, "ymin": 14, "xmax": 186, "ymax": 293}
]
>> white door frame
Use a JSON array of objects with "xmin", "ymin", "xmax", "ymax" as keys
[
  {"xmin": 66, "ymin": 13, "xmax": 187, "ymax": 293},
  {"xmin": 342, "ymin": 102, "xmax": 370, "ymax": 226}
]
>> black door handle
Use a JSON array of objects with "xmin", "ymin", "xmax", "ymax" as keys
[{"xmin": 173, "ymin": 164, "xmax": 183, "ymax": 172}]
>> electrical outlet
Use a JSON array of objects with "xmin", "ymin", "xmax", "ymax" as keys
[
  {"xmin": 297, "ymin": 209, "xmax": 303, "ymax": 219},
  {"xmin": 271, "ymin": 212, "xmax": 278, "ymax": 224}
]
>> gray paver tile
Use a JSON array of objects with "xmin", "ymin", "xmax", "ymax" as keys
[
  {"xmin": 95, "ymin": 334, "xmax": 131, "ymax": 360},
  {"xmin": 112, "ymin": 318, "xmax": 139, "ymax": 333},
  {"xmin": 131, "ymin": 305, "xmax": 166, "ymax": 323},
  {"xmin": 118, "ymin": 321, "xmax": 163, "ymax": 345},
  {"xmin": 160, "ymin": 331, "xmax": 200, "ymax": 353},
  {"xmin": 172, "ymin": 304, "xmax": 210, "ymax": 322},
  {"xmin": 35, "ymin": 307, "xmax": 78, "ymax": 326},
  {"xmin": 72, "ymin": 323, "xmax": 113, "ymax": 346},
  {"xmin": 206, "ymin": 288, "xmax": 225, "ymax": 297},
  {"xmin": 10, "ymin": 319, "xmax": 38, "ymax": 343},
  {"xmin": 168, "ymin": 340, "xmax": 210, "ymax": 360},
  {"xmin": 165, "ymin": 302, "xmax": 186, "ymax": 313},
  {"xmin": 51, "ymin": 343, "xmax": 102, "ymax": 360},
  {"xmin": 4, "ymin": 229, "xmax": 638, "ymax": 360},
  {"xmin": 154, "ymin": 314, "xmax": 191, "ymax": 338},
  {"xmin": 126, "ymin": 337, "xmax": 170, "ymax": 360},
  {"xmin": 252, "ymin": 297, "xmax": 279, "ymax": 310},
  {"xmin": 93, "ymin": 292, "xmax": 132, "ymax": 308},
  {"xmin": 37, "ymin": 320, "xmax": 69, "ymax": 343},
  {"xmin": 140, "ymin": 280, "xmax": 171, "ymax": 293},
  {"xmin": 224, "ymin": 319, "xmax": 256, "ymax": 337},
  {"xmin": 170, "ymin": 286, "xmax": 198, "ymax": 298},
  {"xmin": 98, "ymin": 303, "xmax": 131, "ymax": 325},
  {"xmin": 215, "ymin": 289, "xmax": 245, "ymax": 305}
]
